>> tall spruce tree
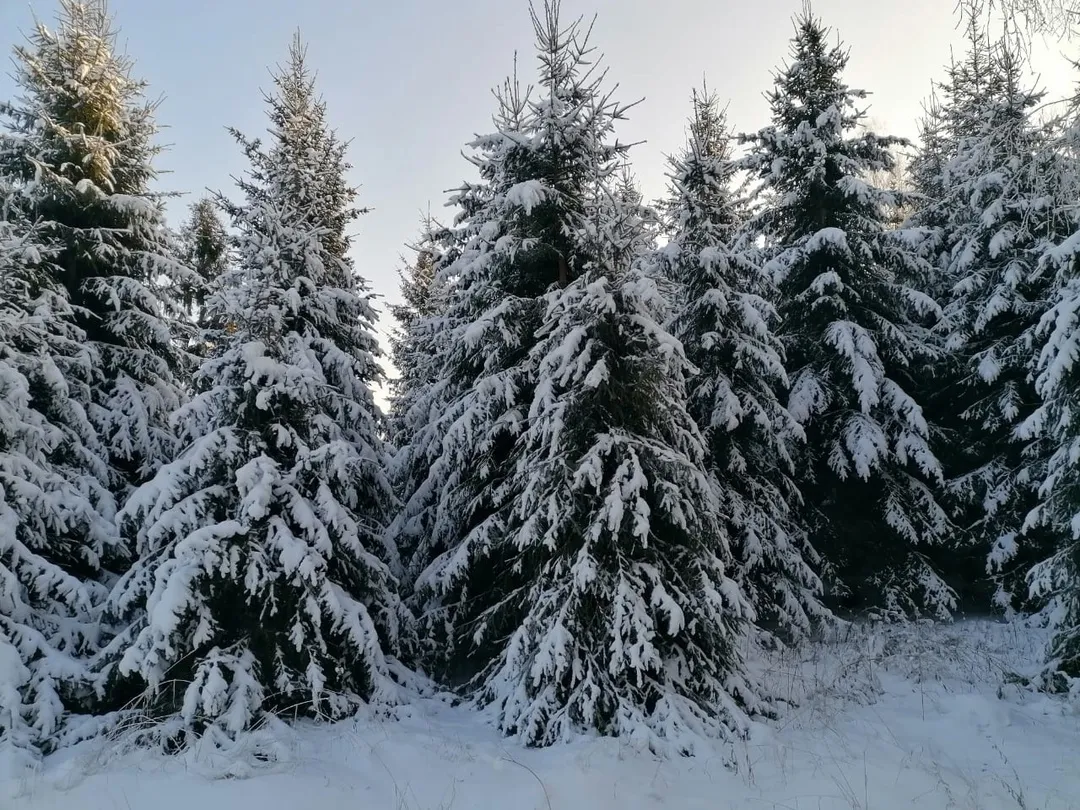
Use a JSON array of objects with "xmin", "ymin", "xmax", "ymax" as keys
[
  {"xmin": 0, "ymin": 178, "xmax": 116, "ymax": 755},
  {"xmin": 388, "ymin": 77, "xmax": 536, "ymax": 621},
  {"xmin": 100, "ymin": 38, "xmax": 403, "ymax": 738},
  {"xmin": 0, "ymin": 0, "xmax": 188, "ymax": 498},
  {"xmin": 1022, "ymin": 228, "xmax": 1080, "ymax": 694},
  {"xmin": 1024, "ymin": 269, "xmax": 1080, "ymax": 695},
  {"xmin": 472, "ymin": 190, "xmax": 757, "ymax": 752},
  {"xmin": 393, "ymin": 1, "xmax": 634, "ymax": 668},
  {"xmin": 656, "ymin": 87, "xmax": 827, "ymax": 644},
  {"xmin": 398, "ymin": 2, "xmax": 755, "ymax": 751},
  {"xmin": 1017, "ymin": 67, "xmax": 1080, "ymax": 697},
  {"xmin": 935, "ymin": 42, "xmax": 1063, "ymax": 612},
  {"xmin": 904, "ymin": 22, "xmax": 1019, "ymax": 608},
  {"xmin": 740, "ymin": 11, "xmax": 954, "ymax": 619},
  {"xmin": 1023, "ymin": 296, "xmax": 1080, "ymax": 695},
  {"xmin": 386, "ymin": 214, "xmax": 449, "ymax": 451},
  {"xmin": 176, "ymin": 198, "xmax": 229, "ymax": 328},
  {"xmin": 909, "ymin": 92, "xmax": 951, "ymax": 253},
  {"xmin": 908, "ymin": 16, "xmax": 1009, "ymax": 297}
]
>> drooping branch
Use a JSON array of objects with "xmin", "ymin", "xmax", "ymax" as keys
[{"xmin": 960, "ymin": 0, "xmax": 1079, "ymax": 41}]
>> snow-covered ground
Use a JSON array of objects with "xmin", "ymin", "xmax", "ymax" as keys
[{"xmin": 5, "ymin": 620, "xmax": 1079, "ymax": 810}]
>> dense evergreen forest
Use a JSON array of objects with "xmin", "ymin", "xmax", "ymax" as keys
[{"xmin": 2, "ymin": 0, "xmax": 1080, "ymax": 760}]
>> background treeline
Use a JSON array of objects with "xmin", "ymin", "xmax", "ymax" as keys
[{"xmin": 1, "ymin": 0, "xmax": 1079, "ymax": 762}]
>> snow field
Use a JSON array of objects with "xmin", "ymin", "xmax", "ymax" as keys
[{"xmin": 6, "ymin": 620, "xmax": 1078, "ymax": 810}]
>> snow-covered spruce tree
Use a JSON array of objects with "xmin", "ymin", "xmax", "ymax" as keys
[
  {"xmin": 1021, "ymin": 284, "xmax": 1080, "ymax": 694},
  {"xmin": 400, "ymin": 6, "xmax": 755, "ymax": 751},
  {"xmin": 386, "ymin": 78, "xmax": 536, "ymax": 625},
  {"xmin": 903, "ymin": 21, "xmax": 1023, "ymax": 608},
  {"xmin": 386, "ymin": 213, "xmax": 450, "ymax": 452},
  {"xmin": 384, "ymin": 214, "xmax": 461, "ymax": 592},
  {"xmin": 394, "ymin": 1, "xmax": 635, "ymax": 672},
  {"xmin": 908, "ymin": 17, "xmax": 1000, "ymax": 255},
  {"xmin": 908, "ymin": 93, "xmax": 952, "ymax": 254},
  {"xmin": 611, "ymin": 165, "xmax": 661, "ymax": 258},
  {"xmin": 740, "ymin": 11, "xmax": 955, "ymax": 620},
  {"xmin": 1015, "ymin": 69, "xmax": 1080, "ymax": 696},
  {"xmin": 907, "ymin": 16, "xmax": 1010, "ymax": 323},
  {"xmin": 0, "ymin": 0, "xmax": 188, "ymax": 498},
  {"xmin": 99, "ymin": 38, "xmax": 403, "ymax": 739},
  {"xmin": 936, "ymin": 42, "xmax": 1064, "ymax": 613},
  {"xmin": 655, "ymin": 86, "xmax": 827, "ymax": 644},
  {"xmin": 385, "ymin": 214, "xmax": 454, "ymax": 575},
  {"xmin": 235, "ymin": 32, "xmax": 367, "ymax": 275},
  {"xmin": 457, "ymin": 187, "xmax": 758, "ymax": 753},
  {"xmin": 0, "ymin": 179, "xmax": 117, "ymax": 756},
  {"xmin": 176, "ymin": 198, "xmax": 229, "ymax": 328}
]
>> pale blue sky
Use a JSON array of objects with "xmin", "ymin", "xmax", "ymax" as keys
[{"xmin": 1, "ymin": 0, "xmax": 1074, "ymax": 350}]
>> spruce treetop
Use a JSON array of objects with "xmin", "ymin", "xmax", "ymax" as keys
[
  {"xmin": 743, "ymin": 10, "xmax": 912, "ymax": 248},
  {"xmin": 177, "ymin": 198, "xmax": 229, "ymax": 321},
  {"xmin": 663, "ymin": 85, "xmax": 741, "ymax": 249},
  {"xmin": 2, "ymin": 0, "xmax": 160, "ymax": 198}
]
